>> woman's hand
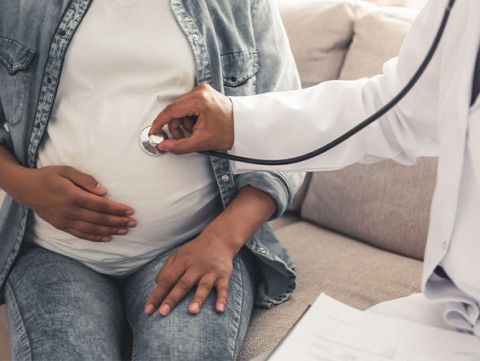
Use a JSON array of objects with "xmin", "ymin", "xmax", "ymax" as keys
[
  {"xmin": 144, "ymin": 186, "xmax": 277, "ymax": 316},
  {"xmin": 17, "ymin": 165, "xmax": 136, "ymax": 242},
  {"xmin": 145, "ymin": 226, "xmax": 237, "ymax": 316}
]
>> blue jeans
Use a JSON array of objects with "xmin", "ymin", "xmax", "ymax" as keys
[{"xmin": 5, "ymin": 243, "xmax": 255, "ymax": 361}]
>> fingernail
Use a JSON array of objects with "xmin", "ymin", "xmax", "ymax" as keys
[
  {"xmin": 190, "ymin": 303, "xmax": 199, "ymax": 314},
  {"xmin": 158, "ymin": 144, "xmax": 167, "ymax": 151},
  {"xmin": 101, "ymin": 237, "xmax": 111, "ymax": 242},
  {"xmin": 118, "ymin": 228, "xmax": 128, "ymax": 235},
  {"xmin": 145, "ymin": 304, "xmax": 154, "ymax": 314},
  {"xmin": 96, "ymin": 184, "xmax": 107, "ymax": 194},
  {"xmin": 124, "ymin": 209, "xmax": 134, "ymax": 216},
  {"xmin": 217, "ymin": 303, "xmax": 225, "ymax": 313},
  {"xmin": 127, "ymin": 220, "xmax": 136, "ymax": 227},
  {"xmin": 159, "ymin": 304, "xmax": 170, "ymax": 316}
]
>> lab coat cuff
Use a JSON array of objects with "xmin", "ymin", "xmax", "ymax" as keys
[{"xmin": 230, "ymin": 95, "xmax": 272, "ymax": 171}]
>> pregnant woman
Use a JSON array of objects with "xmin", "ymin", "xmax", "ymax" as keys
[{"xmin": 0, "ymin": 0, "xmax": 303, "ymax": 360}]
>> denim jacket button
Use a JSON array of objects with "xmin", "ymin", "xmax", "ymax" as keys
[
  {"xmin": 221, "ymin": 175, "xmax": 229, "ymax": 182},
  {"xmin": 192, "ymin": 34, "xmax": 200, "ymax": 41},
  {"xmin": 259, "ymin": 247, "xmax": 267, "ymax": 254}
]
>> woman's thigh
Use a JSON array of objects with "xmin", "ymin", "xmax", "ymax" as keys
[
  {"xmin": 124, "ymin": 246, "xmax": 256, "ymax": 361},
  {"xmin": 5, "ymin": 244, "xmax": 126, "ymax": 361}
]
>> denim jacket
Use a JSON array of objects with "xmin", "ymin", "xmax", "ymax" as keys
[{"xmin": 0, "ymin": 0, "xmax": 304, "ymax": 307}]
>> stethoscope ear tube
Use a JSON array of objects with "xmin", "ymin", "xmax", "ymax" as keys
[{"xmin": 201, "ymin": 0, "xmax": 456, "ymax": 166}]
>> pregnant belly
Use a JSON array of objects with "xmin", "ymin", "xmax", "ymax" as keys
[{"xmin": 32, "ymin": 139, "xmax": 222, "ymax": 275}]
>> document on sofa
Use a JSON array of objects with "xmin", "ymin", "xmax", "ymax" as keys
[{"xmin": 267, "ymin": 293, "xmax": 480, "ymax": 361}]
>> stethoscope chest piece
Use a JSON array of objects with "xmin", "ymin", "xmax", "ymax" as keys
[{"xmin": 139, "ymin": 125, "xmax": 169, "ymax": 156}]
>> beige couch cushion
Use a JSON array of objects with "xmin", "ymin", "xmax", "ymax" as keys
[
  {"xmin": 238, "ymin": 221, "xmax": 422, "ymax": 361},
  {"xmin": 340, "ymin": 3, "xmax": 418, "ymax": 80},
  {"xmin": 290, "ymin": 2, "xmax": 432, "ymax": 260},
  {"xmin": 301, "ymin": 158, "xmax": 437, "ymax": 260},
  {"xmin": 279, "ymin": 0, "xmax": 355, "ymax": 87}
]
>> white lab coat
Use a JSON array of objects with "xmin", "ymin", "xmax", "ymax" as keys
[{"xmin": 231, "ymin": 0, "xmax": 480, "ymax": 332}]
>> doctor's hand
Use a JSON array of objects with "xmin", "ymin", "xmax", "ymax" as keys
[
  {"xmin": 149, "ymin": 83, "xmax": 234, "ymax": 154},
  {"xmin": 16, "ymin": 166, "xmax": 136, "ymax": 242}
]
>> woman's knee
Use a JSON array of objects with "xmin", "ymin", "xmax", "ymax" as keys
[{"xmin": 129, "ymin": 250, "xmax": 256, "ymax": 361}]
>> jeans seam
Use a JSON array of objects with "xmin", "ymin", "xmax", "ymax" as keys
[
  {"xmin": 230, "ymin": 256, "xmax": 245, "ymax": 360},
  {"xmin": 5, "ymin": 281, "xmax": 33, "ymax": 361},
  {"xmin": 124, "ymin": 303, "xmax": 137, "ymax": 361}
]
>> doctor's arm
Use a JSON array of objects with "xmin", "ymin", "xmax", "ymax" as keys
[{"xmin": 151, "ymin": 0, "xmax": 446, "ymax": 171}]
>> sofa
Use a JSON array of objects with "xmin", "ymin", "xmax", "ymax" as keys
[{"xmin": 0, "ymin": 1, "xmax": 432, "ymax": 360}]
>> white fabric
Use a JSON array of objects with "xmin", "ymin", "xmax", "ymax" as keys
[
  {"xmin": 367, "ymin": 293, "xmax": 460, "ymax": 332},
  {"xmin": 28, "ymin": 0, "xmax": 221, "ymax": 276},
  {"xmin": 231, "ymin": 0, "xmax": 480, "ymax": 335},
  {"xmin": 369, "ymin": 291, "xmax": 480, "ymax": 337}
]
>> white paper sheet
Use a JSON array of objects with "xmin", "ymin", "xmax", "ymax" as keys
[{"xmin": 267, "ymin": 294, "xmax": 480, "ymax": 361}]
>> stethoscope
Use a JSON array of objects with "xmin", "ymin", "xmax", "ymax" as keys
[{"xmin": 140, "ymin": 0, "xmax": 455, "ymax": 165}]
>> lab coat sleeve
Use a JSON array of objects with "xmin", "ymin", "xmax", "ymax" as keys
[{"xmin": 230, "ymin": 0, "xmax": 446, "ymax": 172}]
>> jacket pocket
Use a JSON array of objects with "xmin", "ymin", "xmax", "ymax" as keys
[
  {"xmin": 0, "ymin": 37, "xmax": 36, "ymax": 126},
  {"xmin": 221, "ymin": 51, "xmax": 259, "ymax": 96}
]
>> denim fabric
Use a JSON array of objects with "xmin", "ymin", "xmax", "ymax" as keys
[
  {"xmin": 0, "ymin": 0, "xmax": 303, "ymax": 308},
  {"xmin": 6, "ymin": 243, "xmax": 255, "ymax": 361}
]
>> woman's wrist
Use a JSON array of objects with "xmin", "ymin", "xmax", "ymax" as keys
[{"xmin": 203, "ymin": 185, "xmax": 277, "ymax": 256}]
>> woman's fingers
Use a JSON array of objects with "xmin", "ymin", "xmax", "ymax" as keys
[
  {"xmin": 78, "ymin": 190, "xmax": 134, "ymax": 216},
  {"xmin": 147, "ymin": 273, "xmax": 228, "ymax": 316},
  {"xmin": 144, "ymin": 236, "xmax": 235, "ymax": 316},
  {"xmin": 68, "ymin": 220, "xmax": 130, "ymax": 237},
  {"xmin": 74, "ymin": 207, "xmax": 136, "ymax": 229},
  {"xmin": 144, "ymin": 265, "xmax": 231, "ymax": 316},
  {"xmin": 214, "ymin": 278, "xmax": 229, "ymax": 313},
  {"xmin": 188, "ymin": 275, "xmax": 217, "ymax": 315},
  {"xmin": 158, "ymin": 272, "xmax": 200, "ymax": 316},
  {"xmin": 145, "ymin": 255, "xmax": 185, "ymax": 315}
]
